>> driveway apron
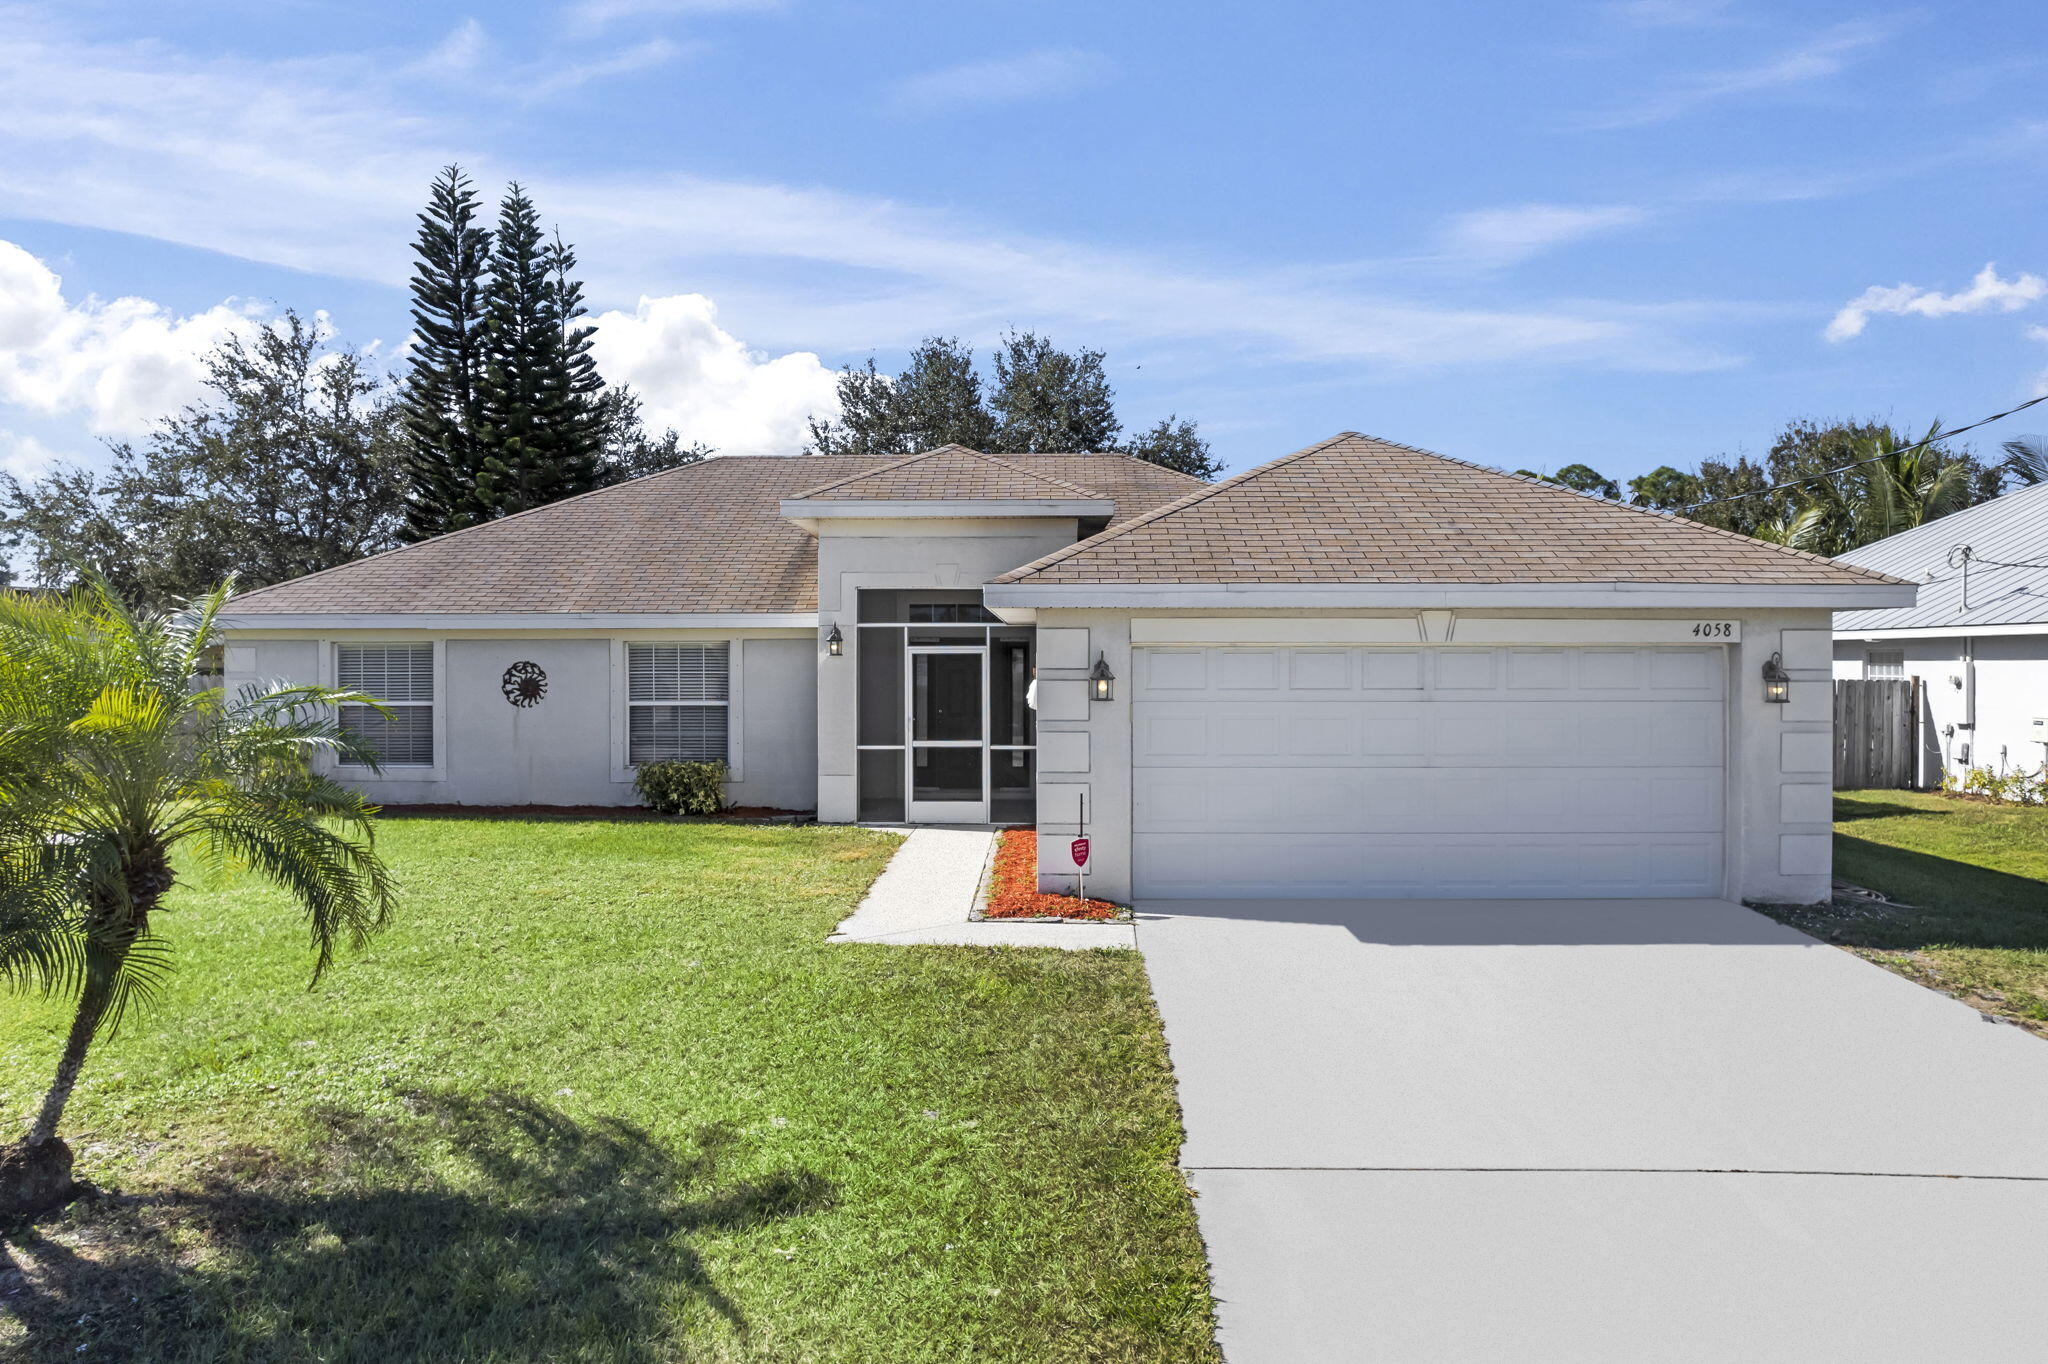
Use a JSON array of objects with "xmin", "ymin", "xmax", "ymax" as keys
[{"xmin": 1137, "ymin": 897, "xmax": 2048, "ymax": 1362}]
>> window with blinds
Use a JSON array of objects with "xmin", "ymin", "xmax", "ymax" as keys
[
  {"xmin": 628, "ymin": 643, "xmax": 730, "ymax": 765},
  {"xmin": 1865, "ymin": 649, "xmax": 1905, "ymax": 679},
  {"xmin": 337, "ymin": 644, "xmax": 435, "ymax": 767}
]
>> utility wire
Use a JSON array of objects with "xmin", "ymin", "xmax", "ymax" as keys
[
  {"xmin": 1949, "ymin": 545, "xmax": 2048, "ymax": 572},
  {"xmin": 1676, "ymin": 392, "xmax": 2048, "ymax": 513}
]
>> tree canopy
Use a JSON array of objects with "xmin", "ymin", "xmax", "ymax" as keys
[
  {"xmin": 808, "ymin": 333, "xmax": 1223, "ymax": 479},
  {"xmin": 1515, "ymin": 417, "xmax": 2012, "ymax": 555},
  {"xmin": 0, "ymin": 314, "xmax": 405, "ymax": 609}
]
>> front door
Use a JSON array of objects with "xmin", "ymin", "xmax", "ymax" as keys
[{"xmin": 906, "ymin": 646, "xmax": 987, "ymax": 823}]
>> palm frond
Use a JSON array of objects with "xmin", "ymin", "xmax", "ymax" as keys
[{"xmin": 2003, "ymin": 435, "xmax": 2048, "ymax": 486}]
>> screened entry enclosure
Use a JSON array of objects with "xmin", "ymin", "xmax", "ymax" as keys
[{"xmin": 855, "ymin": 590, "xmax": 1035, "ymax": 823}]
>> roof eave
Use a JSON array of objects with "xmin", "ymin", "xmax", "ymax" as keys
[
  {"xmin": 982, "ymin": 581, "xmax": 1920, "ymax": 610},
  {"xmin": 219, "ymin": 609, "xmax": 819, "ymax": 631}
]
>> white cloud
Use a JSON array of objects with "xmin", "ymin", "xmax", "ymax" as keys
[
  {"xmin": 587, "ymin": 293, "xmax": 840, "ymax": 454},
  {"xmin": 410, "ymin": 20, "xmax": 685, "ymax": 99},
  {"xmin": 1825, "ymin": 263, "xmax": 2048, "ymax": 342},
  {"xmin": 0, "ymin": 430, "xmax": 64, "ymax": 479},
  {"xmin": 1575, "ymin": 19, "xmax": 1898, "ymax": 130},
  {"xmin": 1434, "ymin": 204, "xmax": 1650, "ymax": 269},
  {"xmin": 0, "ymin": 239, "xmax": 260, "ymax": 436},
  {"xmin": 890, "ymin": 49, "xmax": 1114, "ymax": 114},
  {"xmin": 0, "ymin": 13, "xmax": 1737, "ymax": 393}
]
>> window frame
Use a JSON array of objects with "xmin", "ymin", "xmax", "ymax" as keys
[
  {"xmin": 610, "ymin": 637, "xmax": 745, "ymax": 784},
  {"xmin": 1864, "ymin": 648, "xmax": 1906, "ymax": 680},
  {"xmin": 323, "ymin": 639, "xmax": 447, "ymax": 782}
]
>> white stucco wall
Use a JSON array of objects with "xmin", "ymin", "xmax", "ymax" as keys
[
  {"xmin": 1030, "ymin": 607, "xmax": 1840, "ymax": 907},
  {"xmin": 1833, "ymin": 633, "xmax": 2048, "ymax": 781},
  {"xmin": 221, "ymin": 628, "xmax": 817, "ymax": 809},
  {"xmin": 811, "ymin": 517, "xmax": 1082, "ymax": 823}
]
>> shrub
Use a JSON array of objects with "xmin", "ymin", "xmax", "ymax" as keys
[
  {"xmin": 1941, "ymin": 763, "xmax": 2047, "ymax": 806},
  {"xmin": 633, "ymin": 760, "xmax": 729, "ymax": 816}
]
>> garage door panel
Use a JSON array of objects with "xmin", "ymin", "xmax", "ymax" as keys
[
  {"xmin": 1134, "ymin": 832, "xmax": 1725, "ymax": 899},
  {"xmin": 1133, "ymin": 700, "xmax": 1721, "ymax": 768},
  {"xmin": 1137, "ymin": 767, "xmax": 1723, "ymax": 835},
  {"xmin": 1130, "ymin": 644, "xmax": 1727, "ymax": 899}
]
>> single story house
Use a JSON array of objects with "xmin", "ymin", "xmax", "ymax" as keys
[
  {"xmin": 1832, "ymin": 478, "xmax": 2048, "ymax": 784},
  {"xmin": 221, "ymin": 433, "xmax": 1913, "ymax": 905}
]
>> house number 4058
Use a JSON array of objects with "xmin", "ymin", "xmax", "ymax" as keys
[{"xmin": 1691, "ymin": 622, "xmax": 1735, "ymax": 638}]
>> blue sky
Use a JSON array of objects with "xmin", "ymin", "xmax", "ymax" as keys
[{"xmin": 1, "ymin": 0, "xmax": 2044, "ymax": 488}]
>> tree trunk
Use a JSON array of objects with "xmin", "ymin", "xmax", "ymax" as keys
[{"xmin": 26, "ymin": 970, "xmax": 116, "ymax": 1146}]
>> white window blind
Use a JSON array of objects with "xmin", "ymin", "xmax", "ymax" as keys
[
  {"xmin": 628, "ymin": 643, "xmax": 730, "ymax": 765},
  {"xmin": 1865, "ymin": 649, "xmax": 1905, "ymax": 680},
  {"xmin": 337, "ymin": 644, "xmax": 435, "ymax": 767}
]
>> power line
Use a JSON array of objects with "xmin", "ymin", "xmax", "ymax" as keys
[{"xmin": 1676, "ymin": 392, "xmax": 2048, "ymax": 514}]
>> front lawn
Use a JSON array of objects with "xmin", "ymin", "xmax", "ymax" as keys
[
  {"xmin": 1763, "ymin": 790, "xmax": 2048, "ymax": 1034},
  {"xmin": 0, "ymin": 817, "xmax": 1218, "ymax": 1363}
]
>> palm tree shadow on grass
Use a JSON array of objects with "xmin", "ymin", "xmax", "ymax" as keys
[{"xmin": 0, "ymin": 1091, "xmax": 832, "ymax": 1363}]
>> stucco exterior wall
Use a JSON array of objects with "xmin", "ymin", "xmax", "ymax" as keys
[
  {"xmin": 810, "ymin": 517, "xmax": 1082, "ymax": 823},
  {"xmin": 221, "ymin": 628, "xmax": 817, "ymax": 810},
  {"xmin": 1030, "ymin": 606, "xmax": 1840, "ymax": 907},
  {"xmin": 1833, "ymin": 633, "xmax": 2048, "ymax": 781}
]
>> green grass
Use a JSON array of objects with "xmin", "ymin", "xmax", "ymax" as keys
[
  {"xmin": 0, "ymin": 817, "xmax": 1219, "ymax": 1363},
  {"xmin": 1765, "ymin": 790, "xmax": 2048, "ymax": 1032}
]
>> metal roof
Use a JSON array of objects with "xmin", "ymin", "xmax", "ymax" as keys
[{"xmin": 1834, "ymin": 480, "xmax": 2048, "ymax": 632}]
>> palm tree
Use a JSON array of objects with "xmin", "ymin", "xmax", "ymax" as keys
[
  {"xmin": 1748, "ymin": 503, "xmax": 1830, "ymax": 554},
  {"xmin": 2001, "ymin": 435, "xmax": 2048, "ymax": 487},
  {"xmin": 0, "ymin": 578, "xmax": 397, "ymax": 1212},
  {"xmin": 1830, "ymin": 421, "xmax": 1974, "ymax": 553}
]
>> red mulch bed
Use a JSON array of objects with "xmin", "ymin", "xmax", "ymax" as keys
[{"xmin": 982, "ymin": 828, "xmax": 1121, "ymax": 920}]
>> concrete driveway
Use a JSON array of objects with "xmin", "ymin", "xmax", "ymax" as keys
[{"xmin": 1137, "ymin": 897, "xmax": 2048, "ymax": 1363}]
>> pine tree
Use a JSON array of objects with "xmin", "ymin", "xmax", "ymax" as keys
[
  {"xmin": 474, "ymin": 187, "xmax": 606, "ymax": 518},
  {"xmin": 399, "ymin": 166, "xmax": 493, "ymax": 541}
]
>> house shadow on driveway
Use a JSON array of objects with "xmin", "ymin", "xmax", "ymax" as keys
[
  {"xmin": 1135, "ymin": 895, "xmax": 1809, "ymax": 947},
  {"xmin": 0, "ymin": 1092, "xmax": 831, "ymax": 1363}
]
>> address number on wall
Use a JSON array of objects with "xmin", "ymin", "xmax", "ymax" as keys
[{"xmin": 1690, "ymin": 622, "xmax": 1737, "ymax": 639}]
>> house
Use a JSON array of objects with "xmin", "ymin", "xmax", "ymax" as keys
[
  {"xmin": 1832, "ymin": 479, "xmax": 2048, "ymax": 784},
  {"xmin": 220, "ymin": 432, "xmax": 1913, "ymax": 905}
]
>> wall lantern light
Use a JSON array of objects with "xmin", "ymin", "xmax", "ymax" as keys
[
  {"xmin": 1761, "ymin": 651, "xmax": 1790, "ymax": 704},
  {"xmin": 1089, "ymin": 652, "xmax": 1115, "ymax": 701},
  {"xmin": 826, "ymin": 624, "xmax": 844, "ymax": 658}
]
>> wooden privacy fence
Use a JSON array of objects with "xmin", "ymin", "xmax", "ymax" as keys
[{"xmin": 1834, "ymin": 677, "xmax": 1918, "ymax": 789}]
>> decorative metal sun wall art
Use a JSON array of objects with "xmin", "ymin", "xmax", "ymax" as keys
[{"xmin": 501, "ymin": 661, "xmax": 547, "ymax": 708}]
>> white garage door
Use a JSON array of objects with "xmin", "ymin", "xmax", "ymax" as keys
[{"xmin": 1132, "ymin": 645, "xmax": 1726, "ymax": 899}]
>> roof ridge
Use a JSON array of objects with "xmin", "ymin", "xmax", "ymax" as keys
[
  {"xmin": 1370, "ymin": 435, "xmax": 1913, "ymax": 586},
  {"xmin": 992, "ymin": 431, "xmax": 1363, "ymax": 584},
  {"xmin": 787, "ymin": 444, "xmax": 1113, "ymax": 502},
  {"xmin": 788, "ymin": 445, "xmax": 974, "ymax": 499},
  {"xmin": 228, "ymin": 454, "xmax": 750, "ymax": 605},
  {"xmin": 997, "ymin": 430, "xmax": 1910, "ymax": 588},
  {"xmin": 961, "ymin": 449, "xmax": 1109, "ymax": 499},
  {"xmin": 1006, "ymin": 449, "xmax": 1209, "ymax": 487}
]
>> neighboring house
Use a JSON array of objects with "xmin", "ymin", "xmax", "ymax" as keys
[
  {"xmin": 1832, "ymin": 479, "xmax": 2048, "ymax": 784},
  {"xmin": 221, "ymin": 433, "xmax": 1912, "ymax": 905}
]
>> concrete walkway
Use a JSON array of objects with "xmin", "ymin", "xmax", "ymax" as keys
[
  {"xmin": 1137, "ymin": 896, "xmax": 2048, "ymax": 1362},
  {"xmin": 829, "ymin": 828, "xmax": 1135, "ymax": 948}
]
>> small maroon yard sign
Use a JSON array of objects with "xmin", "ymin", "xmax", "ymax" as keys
[{"xmin": 1070, "ymin": 837, "xmax": 1090, "ymax": 867}]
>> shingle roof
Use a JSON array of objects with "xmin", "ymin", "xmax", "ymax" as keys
[
  {"xmin": 1833, "ymin": 480, "xmax": 2048, "ymax": 631},
  {"xmin": 225, "ymin": 451, "xmax": 1204, "ymax": 616},
  {"xmin": 994, "ymin": 432, "xmax": 1911, "ymax": 588},
  {"xmin": 791, "ymin": 445, "xmax": 1108, "ymax": 501}
]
